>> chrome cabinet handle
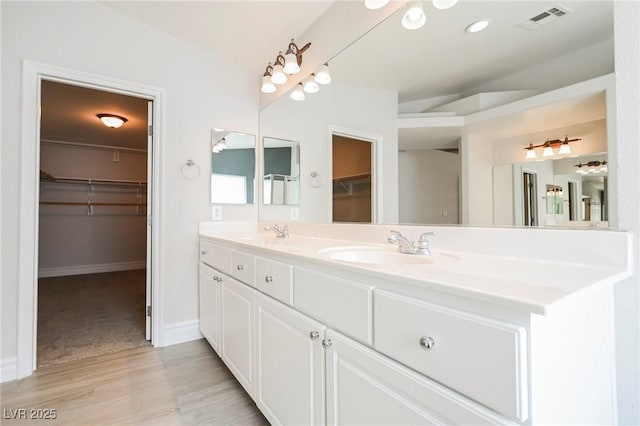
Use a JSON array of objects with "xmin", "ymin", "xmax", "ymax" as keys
[
  {"xmin": 419, "ymin": 336, "xmax": 435, "ymax": 351},
  {"xmin": 214, "ymin": 276, "xmax": 222, "ymax": 282},
  {"xmin": 201, "ymin": 250, "xmax": 207, "ymax": 255},
  {"xmin": 309, "ymin": 331, "xmax": 320, "ymax": 340},
  {"xmin": 265, "ymin": 275, "xmax": 273, "ymax": 283},
  {"xmin": 236, "ymin": 264, "xmax": 244, "ymax": 271},
  {"xmin": 321, "ymin": 339, "xmax": 333, "ymax": 349}
]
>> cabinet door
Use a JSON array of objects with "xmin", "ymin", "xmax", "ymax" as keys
[
  {"xmin": 255, "ymin": 293, "xmax": 326, "ymax": 426},
  {"xmin": 221, "ymin": 274, "xmax": 256, "ymax": 396},
  {"xmin": 325, "ymin": 330, "xmax": 508, "ymax": 426},
  {"xmin": 198, "ymin": 263, "xmax": 221, "ymax": 354}
]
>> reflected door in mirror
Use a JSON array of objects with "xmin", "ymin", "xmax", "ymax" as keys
[{"xmin": 263, "ymin": 137, "xmax": 300, "ymax": 205}]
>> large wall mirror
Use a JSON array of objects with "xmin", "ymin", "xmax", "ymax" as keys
[
  {"xmin": 211, "ymin": 129, "xmax": 256, "ymax": 204},
  {"xmin": 263, "ymin": 137, "xmax": 300, "ymax": 205},
  {"xmin": 258, "ymin": 1, "xmax": 615, "ymax": 228}
]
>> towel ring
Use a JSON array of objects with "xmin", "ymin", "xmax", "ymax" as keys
[{"xmin": 181, "ymin": 159, "xmax": 200, "ymax": 180}]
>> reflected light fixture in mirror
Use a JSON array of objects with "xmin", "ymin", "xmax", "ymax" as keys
[
  {"xmin": 303, "ymin": 74, "xmax": 320, "ymax": 93},
  {"xmin": 402, "ymin": 1, "xmax": 426, "ymax": 30},
  {"xmin": 315, "ymin": 63, "xmax": 331, "ymax": 84},
  {"xmin": 365, "ymin": 0, "xmax": 389, "ymax": 10},
  {"xmin": 291, "ymin": 83, "xmax": 305, "ymax": 101},
  {"xmin": 97, "ymin": 113, "xmax": 127, "ymax": 128}
]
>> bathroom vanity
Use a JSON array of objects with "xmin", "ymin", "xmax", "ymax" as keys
[{"xmin": 198, "ymin": 221, "xmax": 631, "ymax": 425}]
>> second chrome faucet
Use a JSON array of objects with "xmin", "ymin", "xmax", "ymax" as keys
[
  {"xmin": 265, "ymin": 224, "xmax": 289, "ymax": 239},
  {"xmin": 387, "ymin": 230, "xmax": 436, "ymax": 255}
]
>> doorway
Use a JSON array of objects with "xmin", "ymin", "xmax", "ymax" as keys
[
  {"xmin": 522, "ymin": 171, "xmax": 538, "ymax": 226},
  {"xmin": 36, "ymin": 80, "xmax": 152, "ymax": 367},
  {"xmin": 332, "ymin": 135, "xmax": 373, "ymax": 223},
  {"xmin": 18, "ymin": 61, "xmax": 164, "ymax": 379}
]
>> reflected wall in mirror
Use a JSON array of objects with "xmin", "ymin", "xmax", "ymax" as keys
[
  {"xmin": 258, "ymin": 1, "xmax": 614, "ymax": 228},
  {"xmin": 263, "ymin": 137, "xmax": 300, "ymax": 205},
  {"xmin": 211, "ymin": 129, "xmax": 256, "ymax": 204}
]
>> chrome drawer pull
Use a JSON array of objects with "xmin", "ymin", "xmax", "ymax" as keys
[
  {"xmin": 201, "ymin": 250, "xmax": 207, "ymax": 255},
  {"xmin": 236, "ymin": 264, "xmax": 244, "ymax": 271},
  {"xmin": 419, "ymin": 336, "xmax": 435, "ymax": 351},
  {"xmin": 265, "ymin": 275, "xmax": 273, "ymax": 283},
  {"xmin": 309, "ymin": 331, "xmax": 320, "ymax": 340}
]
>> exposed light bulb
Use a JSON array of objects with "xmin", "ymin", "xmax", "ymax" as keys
[
  {"xmin": 432, "ymin": 0, "xmax": 458, "ymax": 10},
  {"xmin": 402, "ymin": 1, "xmax": 426, "ymax": 30},
  {"xmin": 364, "ymin": 0, "xmax": 389, "ymax": 9},
  {"xmin": 315, "ymin": 63, "xmax": 331, "ymax": 85},
  {"xmin": 303, "ymin": 74, "xmax": 320, "ymax": 93},
  {"xmin": 290, "ymin": 83, "xmax": 305, "ymax": 101}
]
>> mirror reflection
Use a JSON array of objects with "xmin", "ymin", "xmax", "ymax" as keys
[
  {"xmin": 258, "ymin": 1, "xmax": 614, "ymax": 228},
  {"xmin": 211, "ymin": 130, "xmax": 256, "ymax": 204},
  {"xmin": 263, "ymin": 137, "xmax": 300, "ymax": 205}
]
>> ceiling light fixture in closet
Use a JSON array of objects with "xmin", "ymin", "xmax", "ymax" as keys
[{"xmin": 97, "ymin": 113, "xmax": 127, "ymax": 128}]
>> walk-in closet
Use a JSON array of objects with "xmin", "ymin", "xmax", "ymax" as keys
[{"xmin": 37, "ymin": 81, "xmax": 151, "ymax": 367}]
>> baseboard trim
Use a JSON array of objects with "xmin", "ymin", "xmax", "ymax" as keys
[
  {"xmin": 163, "ymin": 320, "xmax": 203, "ymax": 347},
  {"xmin": 1, "ymin": 358, "xmax": 18, "ymax": 383},
  {"xmin": 38, "ymin": 261, "xmax": 146, "ymax": 278}
]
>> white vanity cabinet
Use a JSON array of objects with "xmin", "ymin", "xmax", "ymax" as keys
[
  {"xmin": 198, "ymin": 263, "xmax": 221, "ymax": 353},
  {"xmin": 220, "ymin": 272, "xmax": 256, "ymax": 396},
  {"xmin": 255, "ymin": 292, "xmax": 326, "ymax": 426},
  {"xmin": 325, "ymin": 329, "xmax": 509, "ymax": 425}
]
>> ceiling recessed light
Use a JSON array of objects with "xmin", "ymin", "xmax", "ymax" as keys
[{"xmin": 466, "ymin": 19, "xmax": 491, "ymax": 33}]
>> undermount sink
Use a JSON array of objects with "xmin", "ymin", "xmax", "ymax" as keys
[{"xmin": 319, "ymin": 246, "xmax": 459, "ymax": 266}]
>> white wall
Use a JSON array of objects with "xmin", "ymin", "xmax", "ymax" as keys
[
  {"xmin": 39, "ymin": 144, "xmax": 147, "ymax": 276},
  {"xmin": 613, "ymin": 3, "xmax": 640, "ymax": 422},
  {"xmin": 1, "ymin": 1, "xmax": 258, "ymax": 364},
  {"xmin": 259, "ymin": 83, "xmax": 398, "ymax": 224},
  {"xmin": 398, "ymin": 149, "xmax": 459, "ymax": 224}
]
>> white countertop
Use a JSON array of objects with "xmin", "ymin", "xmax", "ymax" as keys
[{"xmin": 199, "ymin": 223, "xmax": 632, "ymax": 315}]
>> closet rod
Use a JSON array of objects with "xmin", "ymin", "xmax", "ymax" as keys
[
  {"xmin": 41, "ymin": 175, "xmax": 146, "ymax": 186},
  {"xmin": 41, "ymin": 139, "xmax": 147, "ymax": 154},
  {"xmin": 40, "ymin": 201, "xmax": 147, "ymax": 207}
]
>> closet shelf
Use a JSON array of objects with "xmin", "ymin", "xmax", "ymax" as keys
[
  {"xmin": 332, "ymin": 172, "xmax": 371, "ymax": 183},
  {"xmin": 40, "ymin": 169, "xmax": 146, "ymax": 187},
  {"xmin": 40, "ymin": 201, "xmax": 147, "ymax": 207}
]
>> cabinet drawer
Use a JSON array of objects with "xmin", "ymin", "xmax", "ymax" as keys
[
  {"xmin": 255, "ymin": 257, "xmax": 293, "ymax": 305},
  {"xmin": 232, "ymin": 251, "xmax": 256, "ymax": 287},
  {"xmin": 294, "ymin": 267, "xmax": 373, "ymax": 345},
  {"xmin": 199, "ymin": 240, "xmax": 231, "ymax": 274},
  {"xmin": 374, "ymin": 290, "xmax": 528, "ymax": 422}
]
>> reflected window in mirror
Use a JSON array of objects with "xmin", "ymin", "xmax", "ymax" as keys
[
  {"xmin": 211, "ymin": 130, "xmax": 256, "ymax": 204},
  {"xmin": 263, "ymin": 137, "xmax": 300, "ymax": 205}
]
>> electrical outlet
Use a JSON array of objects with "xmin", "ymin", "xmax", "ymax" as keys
[
  {"xmin": 290, "ymin": 207, "xmax": 299, "ymax": 220},
  {"xmin": 212, "ymin": 206, "xmax": 223, "ymax": 220}
]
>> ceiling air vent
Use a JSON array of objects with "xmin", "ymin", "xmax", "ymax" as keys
[{"xmin": 517, "ymin": 4, "xmax": 572, "ymax": 30}]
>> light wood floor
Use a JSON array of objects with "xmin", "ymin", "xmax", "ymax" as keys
[{"xmin": 1, "ymin": 339, "xmax": 269, "ymax": 425}]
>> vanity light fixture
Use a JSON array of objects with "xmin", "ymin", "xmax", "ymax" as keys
[
  {"xmin": 466, "ymin": 19, "xmax": 491, "ymax": 33},
  {"xmin": 402, "ymin": 1, "xmax": 427, "ymax": 30},
  {"xmin": 261, "ymin": 63, "xmax": 277, "ymax": 93},
  {"xmin": 575, "ymin": 161, "xmax": 607, "ymax": 174},
  {"xmin": 212, "ymin": 137, "xmax": 226, "ymax": 153},
  {"xmin": 315, "ymin": 63, "xmax": 331, "ymax": 85},
  {"xmin": 364, "ymin": 0, "xmax": 389, "ymax": 9},
  {"xmin": 432, "ymin": 0, "xmax": 458, "ymax": 10},
  {"xmin": 97, "ymin": 113, "xmax": 127, "ymax": 128},
  {"xmin": 290, "ymin": 83, "xmax": 306, "ymax": 101},
  {"xmin": 283, "ymin": 39, "xmax": 311, "ymax": 75},
  {"xmin": 271, "ymin": 52, "xmax": 288, "ymax": 85},
  {"xmin": 303, "ymin": 74, "xmax": 320, "ymax": 93},
  {"xmin": 523, "ymin": 136, "xmax": 581, "ymax": 159}
]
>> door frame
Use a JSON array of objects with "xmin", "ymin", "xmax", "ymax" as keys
[
  {"xmin": 17, "ymin": 60, "xmax": 165, "ymax": 379},
  {"xmin": 328, "ymin": 125, "xmax": 383, "ymax": 223}
]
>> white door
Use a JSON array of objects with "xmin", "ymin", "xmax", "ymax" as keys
[
  {"xmin": 198, "ymin": 264, "xmax": 221, "ymax": 353},
  {"xmin": 255, "ymin": 292, "xmax": 326, "ymax": 426},
  {"xmin": 221, "ymin": 275, "xmax": 256, "ymax": 396},
  {"xmin": 145, "ymin": 101, "xmax": 153, "ymax": 340}
]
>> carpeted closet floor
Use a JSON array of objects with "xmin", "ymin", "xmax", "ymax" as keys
[{"xmin": 37, "ymin": 269, "xmax": 150, "ymax": 368}]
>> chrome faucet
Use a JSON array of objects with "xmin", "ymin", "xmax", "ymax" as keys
[
  {"xmin": 265, "ymin": 224, "xmax": 289, "ymax": 239},
  {"xmin": 387, "ymin": 230, "xmax": 436, "ymax": 255}
]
